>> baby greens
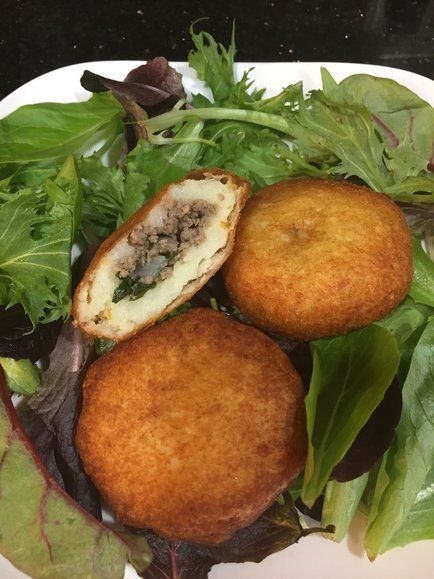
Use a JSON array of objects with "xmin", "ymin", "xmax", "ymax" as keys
[
  {"xmin": 0, "ymin": 93, "xmax": 123, "ymax": 165},
  {"xmin": 0, "ymin": 21, "xmax": 433, "ymax": 577},
  {"xmin": 0, "ymin": 376, "xmax": 152, "ymax": 579},
  {"xmin": 0, "ymin": 156, "xmax": 80, "ymax": 326},
  {"xmin": 302, "ymin": 325, "xmax": 400, "ymax": 506},
  {"xmin": 365, "ymin": 319, "xmax": 434, "ymax": 558}
]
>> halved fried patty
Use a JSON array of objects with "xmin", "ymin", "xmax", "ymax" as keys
[
  {"xmin": 76, "ymin": 308, "xmax": 306, "ymax": 544},
  {"xmin": 72, "ymin": 169, "xmax": 249, "ymax": 342},
  {"xmin": 224, "ymin": 179, "xmax": 413, "ymax": 341}
]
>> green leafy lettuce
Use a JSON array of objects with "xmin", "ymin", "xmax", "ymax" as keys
[
  {"xmin": 321, "ymin": 474, "xmax": 369, "ymax": 542},
  {"xmin": 0, "ymin": 93, "xmax": 123, "ymax": 164},
  {"xmin": 365, "ymin": 319, "xmax": 434, "ymax": 558},
  {"xmin": 0, "ymin": 357, "xmax": 40, "ymax": 395},
  {"xmin": 0, "ymin": 156, "xmax": 81, "ymax": 325},
  {"xmin": 144, "ymin": 28, "xmax": 434, "ymax": 201},
  {"xmin": 409, "ymin": 237, "xmax": 434, "ymax": 307},
  {"xmin": 188, "ymin": 21, "xmax": 237, "ymax": 105},
  {"xmin": 302, "ymin": 325, "xmax": 400, "ymax": 506}
]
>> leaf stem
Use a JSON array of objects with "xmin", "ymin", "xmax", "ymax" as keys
[{"xmin": 143, "ymin": 107, "xmax": 291, "ymax": 135}]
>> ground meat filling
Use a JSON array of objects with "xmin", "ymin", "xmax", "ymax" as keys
[{"xmin": 112, "ymin": 199, "xmax": 216, "ymax": 303}]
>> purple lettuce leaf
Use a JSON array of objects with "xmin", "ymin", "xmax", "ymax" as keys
[
  {"xmin": 331, "ymin": 378, "xmax": 402, "ymax": 482},
  {"xmin": 138, "ymin": 495, "xmax": 330, "ymax": 578},
  {"xmin": 81, "ymin": 57, "xmax": 186, "ymax": 148},
  {"xmin": 25, "ymin": 321, "xmax": 101, "ymax": 518},
  {"xmin": 81, "ymin": 57, "xmax": 186, "ymax": 115}
]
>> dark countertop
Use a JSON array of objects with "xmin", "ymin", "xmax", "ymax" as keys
[{"xmin": 1, "ymin": 0, "xmax": 433, "ymax": 100}]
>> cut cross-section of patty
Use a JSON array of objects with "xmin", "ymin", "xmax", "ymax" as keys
[
  {"xmin": 72, "ymin": 169, "xmax": 250, "ymax": 341},
  {"xmin": 112, "ymin": 200, "xmax": 216, "ymax": 303}
]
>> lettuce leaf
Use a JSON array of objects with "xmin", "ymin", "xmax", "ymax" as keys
[
  {"xmin": 302, "ymin": 325, "xmax": 400, "ymax": 507},
  {"xmin": 141, "ymin": 493, "xmax": 329, "ymax": 578},
  {"xmin": 0, "ymin": 357, "xmax": 40, "ymax": 395},
  {"xmin": 385, "ymin": 466, "xmax": 434, "ymax": 550},
  {"xmin": 126, "ymin": 119, "xmax": 204, "ymax": 193},
  {"xmin": 331, "ymin": 72, "xmax": 434, "ymax": 173},
  {"xmin": 0, "ymin": 93, "xmax": 123, "ymax": 164},
  {"xmin": 0, "ymin": 374, "xmax": 152, "ymax": 578},
  {"xmin": 321, "ymin": 474, "xmax": 369, "ymax": 542},
  {"xmin": 409, "ymin": 237, "xmax": 434, "ymax": 307},
  {"xmin": 188, "ymin": 21, "xmax": 237, "ymax": 105},
  {"xmin": 0, "ymin": 156, "xmax": 81, "ymax": 325},
  {"xmin": 365, "ymin": 319, "xmax": 434, "ymax": 558}
]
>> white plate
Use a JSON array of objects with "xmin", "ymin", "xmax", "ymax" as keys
[{"xmin": 1, "ymin": 61, "xmax": 433, "ymax": 579}]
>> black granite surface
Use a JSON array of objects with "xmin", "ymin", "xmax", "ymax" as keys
[{"xmin": 1, "ymin": 0, "xmax": 433, "ymax": 99}]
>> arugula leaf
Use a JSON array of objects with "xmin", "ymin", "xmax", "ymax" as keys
[
  {"xmin": 188, "ymin": 21, "xmax": 236, "ymax": 105},
  {"xmin": 0, "ymin": 93, "xmax": 123, "ymax": 164},
  {"xmin": 384, "ymin": 175, "xmax": 434, "ymax": 201},
  {"xmin": 0, "ymin": 156, "xmax": 80, "ymax": 325},
  {"xmin": 0, "ymin": 357, "xmax": 40, "ymax": 395},
  {"xmin": 409, "ymin": 237, "xmax": 434, "ymax": 307},
  {"xmin": 321, "ymin": 474, "xmax": 369, "ymax": 542},
  {"xmin": 365, "ymin": 319, "xmax": 434, "ymax": 558},
  {"xmin": 302, "ymin": 325, "xmax": 400, "ymax": 507}
]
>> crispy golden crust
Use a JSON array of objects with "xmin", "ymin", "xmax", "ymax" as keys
[
  {"xmin": 223, "ymin": 179, "xmax": 413, "ymax": 341},
  {"xmin": 76, "ymin": 308, "xmax": 306, "ymax": 544},
  {"xmin": 72, "ymin": 168, "xmax": 250, "ymax": 341}
]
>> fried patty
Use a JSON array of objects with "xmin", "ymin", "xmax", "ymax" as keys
[
  {"xmin": 72, "ymin": 169, "xmax": 249, "ymax": 342},
  {"xmin": 76, "ymin": 308, "xmax": 306, "ymax": 544},
  {"xmin": 223, "ymin": 179, "xmax": 413, "ymax": 341}
]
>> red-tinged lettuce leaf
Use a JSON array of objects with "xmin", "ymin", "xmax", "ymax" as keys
[
  {"xmin": 330, "ymin": 378, "xmax": 402, "ymax": 482},
  {"xmin": 16, "ymin": 404, "xmax": 65, "ymax": 488},
  {"xmin": 24, "ymin": 322, "xmax": 101, "ymax": 518},
  {"xmin": 81, "ymin": 57, "xmax": 185, "ymax": 113},
  {"xmin": 139, "ymin": 534, "xmax": 214, "ymax": 579},
  {"xmin": 81, "ymin": 70, "xmax": 173, "ymax": 107},
  {"xmin": 139, "ymin": 495, "xmax": 331, "ymax": 578},
  {"xmin": 0, "ymin": 305, "xmax": 61, "ymax": 361},
  {"xmin": 0, "ymin": 375, "xmax": 151, "ymax": 579},
  {"xmin": 124, "ymin": 58, "xmax": 185, "ymax": 100},
  {"xmin": 81, "ymin": 58, "xmax": 186, "ymax": 148}
]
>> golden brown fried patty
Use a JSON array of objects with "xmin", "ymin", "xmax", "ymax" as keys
[
  {"xmin": 76, "ymin": 308, "xmax": 306, "ymax": 545},
  {"xmin": 223, "ymin": 179, "xmax": 413, "ymax": 341}
]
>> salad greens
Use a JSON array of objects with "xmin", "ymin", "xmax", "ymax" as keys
[
  {"xmin": 141, "ymin": 493, "xmax": 331, "ymax": 578},
  {"xmin": 365, "ymin": 319, "xmax": 434, "ymax": 558},
  {"xmin": 321, "ymin": 474, "xmax": 369, "ymax": 542},
  {"xmin": 0, "ymin": 357, "xmax": 40, "ymax": 395},
  {"xmin": 0, "ymin": 21, "xmax": 433, "ymax": 578},
  {"xmin": 410, "ymin": 237, "xmax": 434, "ymax": 307},
  {"xmin": 0, "ymin": 156, "xmax": 80, "ymax": 326},
  {"xmin": 0, "ymin": 377, "xmax": 152, "ymax": 579},
  {"xmin": 0, "ymin": 93, "xmax": 123, "ymax": 164},
  {"xmin": 302, "ymin": 325, "xmax": 400, "ymax": 506}
]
